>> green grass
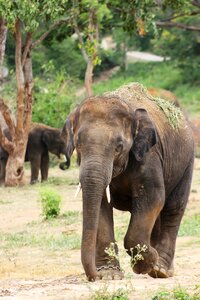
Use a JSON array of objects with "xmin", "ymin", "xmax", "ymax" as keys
[
  {"xmin": 151, "ymin": 285, "xmax": 200, "ymax": 300},
  {"xmin": 179, "ymin": 214, "xmax": 200, "ymax": 237},
  {"xmin": 0, "ymin": 231, "xmax": 81, "ymax": 251},
  {"xmin": 91, "ymin": 286, "xmax": 129, "ymax": 300},
  {"xmin": 41, "ymin": 176, "xmax": 79, "ymax": 186},
  {"xmin": 62, "ymin": 211, "xmax": 81, "ymax": 225},
  {"xmin": 175, "ymin": 84, "xmax": 200, "ymax": 117},
  {"xmin": 0, "ymin": 200, "xmax": 13, "ymax": 205}
]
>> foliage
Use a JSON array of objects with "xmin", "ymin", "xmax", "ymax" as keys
[
  {"xmin": 130, "ymin": 244, "xmax": 147, "ymax": 269},
  {"xmin": 151, "ymin": 15, "xmax": 200, "ymax": 83},
  {"xmin": 150, "ymin": 96, "xmax": 183, "ymax": 129},
  {"xmin": 93, "ymin": 61, "xmax": 200, "ymax": 117},
  {"xmin": 32, "ymin": 71, "xmax": 78, "ymax": 128},
  {"xmin": 39, "ymin": 187, "xmax": 62, "ymax": 219},
  {"xmin": 91, "ymin": 285, "xmax": 129, "ymax": 300},
  {"xmin": 32, "ymin": 37, "xmax": 86, "ymax": 79},
  {"xmin": 152, "ymin": 285, "xmax": 200, "ymax": 300},
  {"xmin": 104, "ymin": 242, "xmax": 119, "ymax": 263},
  {"xmin": 0, "ymin": 0, "xmax": 67, "ymax": 31}
]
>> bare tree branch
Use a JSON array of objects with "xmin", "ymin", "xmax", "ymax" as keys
[
  {"xmin": 73, "ymin": 20, "xmax": 89, "ymax": 63},
  {"xmin": 31, "ymin": 18, "xmax": 69, "ymax": 49},
  {"xmin": 23, "ymin": 54, "xmax": 33, "ymax": 132},
  {"xmin": 0, "ymin": 18, "xmax": 7, "ymax": 65},
  {"xmin": 71, "ymin": 0, "xmax": 89, "ymax": 63},
  {"xmin": 22, "ymin": 32, "xmax": 32, "ymax": 67},
  {"xmin": 0, "ymin": 99, "xmax": 15, "ymax": 137},
  {"xmin": 14, "ymin": 19, "xmax": 25, "ymax": 134},
  {"xmin": 0, "ymin": 18, "xmax": 8, "ymax": 81},
  {"xmin": 156, "ymin": 20, "xmax": 200, "ymax": 31},
  {"xmin": 0, "ymin": 125, "xmax": 14, "ymax": 153},
  {"xmin": 191, "ymin": 1, "xmax": 200, "ymax": 8},
  {"xmin": 14, "ymin": 19, "xmax": 24, "ymax": 89},
  {"xmin": 160, "ymin": 9, "xmax": 200, "ymax": 22},
  {"xmin": 0, "ymin": 99, "xmax": 15, "ymax": 154}
]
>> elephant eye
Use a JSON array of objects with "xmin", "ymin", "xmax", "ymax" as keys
[{"xmin": 115, "ymin": 142, "xmax": 123, "ymax": 153}]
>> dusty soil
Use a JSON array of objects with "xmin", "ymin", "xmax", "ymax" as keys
[{"xmin": 0, "ymin": 160, "xmax": 200, "ymax": 300}]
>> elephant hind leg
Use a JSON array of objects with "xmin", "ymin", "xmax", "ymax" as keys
[
  {"xmin": 41, "ymin": 152, "xmax": 49, "ymax": 182},
  {"xmin": 149, "ymin": 158, "xmax": 194, "ymax": 278},
  {"xmin": 30, "ymin": 157, "xmax": 41, "ymax": 184}
]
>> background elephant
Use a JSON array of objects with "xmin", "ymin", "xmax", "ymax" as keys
[
  {"xmin": 62, "ymin": 83, "xmax": 194, "ymax": 281},
  {"xmin": 0, "ymin": 123, "xmax": 70, "ymax": 184}
]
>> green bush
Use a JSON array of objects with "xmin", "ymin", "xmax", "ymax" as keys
[
  {"xmin": 39, "ymin": 187, "xmax": 62, "ymax": 219},
  {"xmin": 32, "ymin": 70, "xmax": 79, "ymax": 128}
]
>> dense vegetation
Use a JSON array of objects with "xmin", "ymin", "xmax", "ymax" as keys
[{"xmin": 2, "ymin": 7, "xmax": 200, "ymax": 128}]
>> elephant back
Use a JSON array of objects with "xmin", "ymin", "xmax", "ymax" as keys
[{"xmin": 104, "ymin": 82, "xmax": 184, "ymax": 138}]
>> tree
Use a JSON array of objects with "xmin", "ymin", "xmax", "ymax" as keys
[
  {"xmin": 0, "ymin": 0, "xmax": 68, "ymax": 186},
  {"xmin": 69, "ymin": 0, "xmax": 111, "ymax": 96}
]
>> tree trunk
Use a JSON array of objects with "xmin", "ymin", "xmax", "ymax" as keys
[
  {"xmin": 3, "ymin": 20, "xmax": 33, "ymax": 186},
  {"xmin": 121, "ymin": 37, "xmax": 128, "ymax": 72},
  {"xmin": 0, "ymin": 18, "xmax": 7, "ymax": 82},
  {"xmin": 84, "ymin": 59, "xmax": 94, "ymax": 97}
]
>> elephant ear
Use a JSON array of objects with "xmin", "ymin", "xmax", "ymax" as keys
[
  {"xmin": 61, "ymin": 108, "xmax": 79, "ymax": 163},
  {"xmin": 132, "ymin": 108, "xmax": 157, "ymax": 161}
]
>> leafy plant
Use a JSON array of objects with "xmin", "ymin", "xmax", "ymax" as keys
[
  {"xmin": 104, "ymin": 242, "xmax": 120, "ymax": 264},
  {"xmin": 39, "ymin": 187, "xmax": 62, "ymax": 219},
  {"xmin": 152, "ymin": 285, "xmax": 200, "ymax": 300},
  {"xmin": 91, "ymin": 285, "xmax": 129, "ymax": 300},
  {"xmin": 130, "ymin": 244, "xmax": 148, "ymax": 269}
]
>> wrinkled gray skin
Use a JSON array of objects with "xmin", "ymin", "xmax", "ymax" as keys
[
  {"xmin": 0, "ymin": 124, "xmax": 70, "ymax": 184},
  {"xmin": 62, "ymin": 92, "xmax": 194, "ymax": 282}
]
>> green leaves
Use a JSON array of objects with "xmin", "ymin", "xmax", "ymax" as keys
[{"xmin": 0, "ymin": 0, "xmax": 68, "ymax": 31}]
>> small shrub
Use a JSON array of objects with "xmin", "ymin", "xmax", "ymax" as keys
[
  {"xmin": 130, "ymin": 244, "xmax": 148, "ymax": 269},
  {"xmin": 152, "ymin": 285, "xmax": 200, "ymax": 300},
  {"xmin": 91, "ymin": 285, "xmax": 129, "ymax": 300},
  {"xmin": 39, "ymin": 188, "xmax": 62, "ymax": 219}
]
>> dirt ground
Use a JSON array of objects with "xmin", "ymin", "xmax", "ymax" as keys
[{"xmin": 0, "ymin": 159, "xmax": 200, "ymax": 300}]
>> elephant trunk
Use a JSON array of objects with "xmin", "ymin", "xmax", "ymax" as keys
[{"xmin": 80, "ymin": 158, "xmax": 112, "ymax": 281}]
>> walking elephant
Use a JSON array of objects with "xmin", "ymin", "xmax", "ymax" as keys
[
  {"xmin": 0, "ymin": 123, "xmax": 70, "ymax": 184},
  {"xmin": 61, "ymin": 83, "xmax": 194, "ymax": 281}
]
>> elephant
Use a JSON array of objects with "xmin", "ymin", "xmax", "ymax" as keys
[
  {"xmin": 61, "ymin": 83, "xmax": 194, "ymax": 282},
  {"xmin": 0, "ymin": 123, "xmax": 70, "ymax": 184}
]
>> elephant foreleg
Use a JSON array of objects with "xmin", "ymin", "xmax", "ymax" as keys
[
  {"xmin": 96, "ymin": 196, "xmax": 123, "ymax": 279},
  {"xmin": 124, "ymin": 188, "xmax": 164, "ymax": 276},
  {"xmin": 41, "ymin": 152, "xmax": 49, "ymax": 182}
]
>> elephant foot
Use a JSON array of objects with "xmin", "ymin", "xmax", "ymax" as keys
[
  {"xmin": 132, "ymin": 246, "xmax": 159, "ymax": 275},
  {"xmin": 148, "ymin": 262, "xmax": 174, "ymax": 278},
  {"xmin": 96, "ymin": 265, "xmax": 124, "ymax": 280},
  {"xmin": 30, "ymin": 179, "xmax": 39, "ymax": 184}
]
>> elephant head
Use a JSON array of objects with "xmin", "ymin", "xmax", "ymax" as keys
[
  {"xmin": 42, "ymin": 128, "xmax": 70, "ymax": 169},
  {"xmin": 62, "ymin": 97, "xmax": 157, "ymax": 281}
]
